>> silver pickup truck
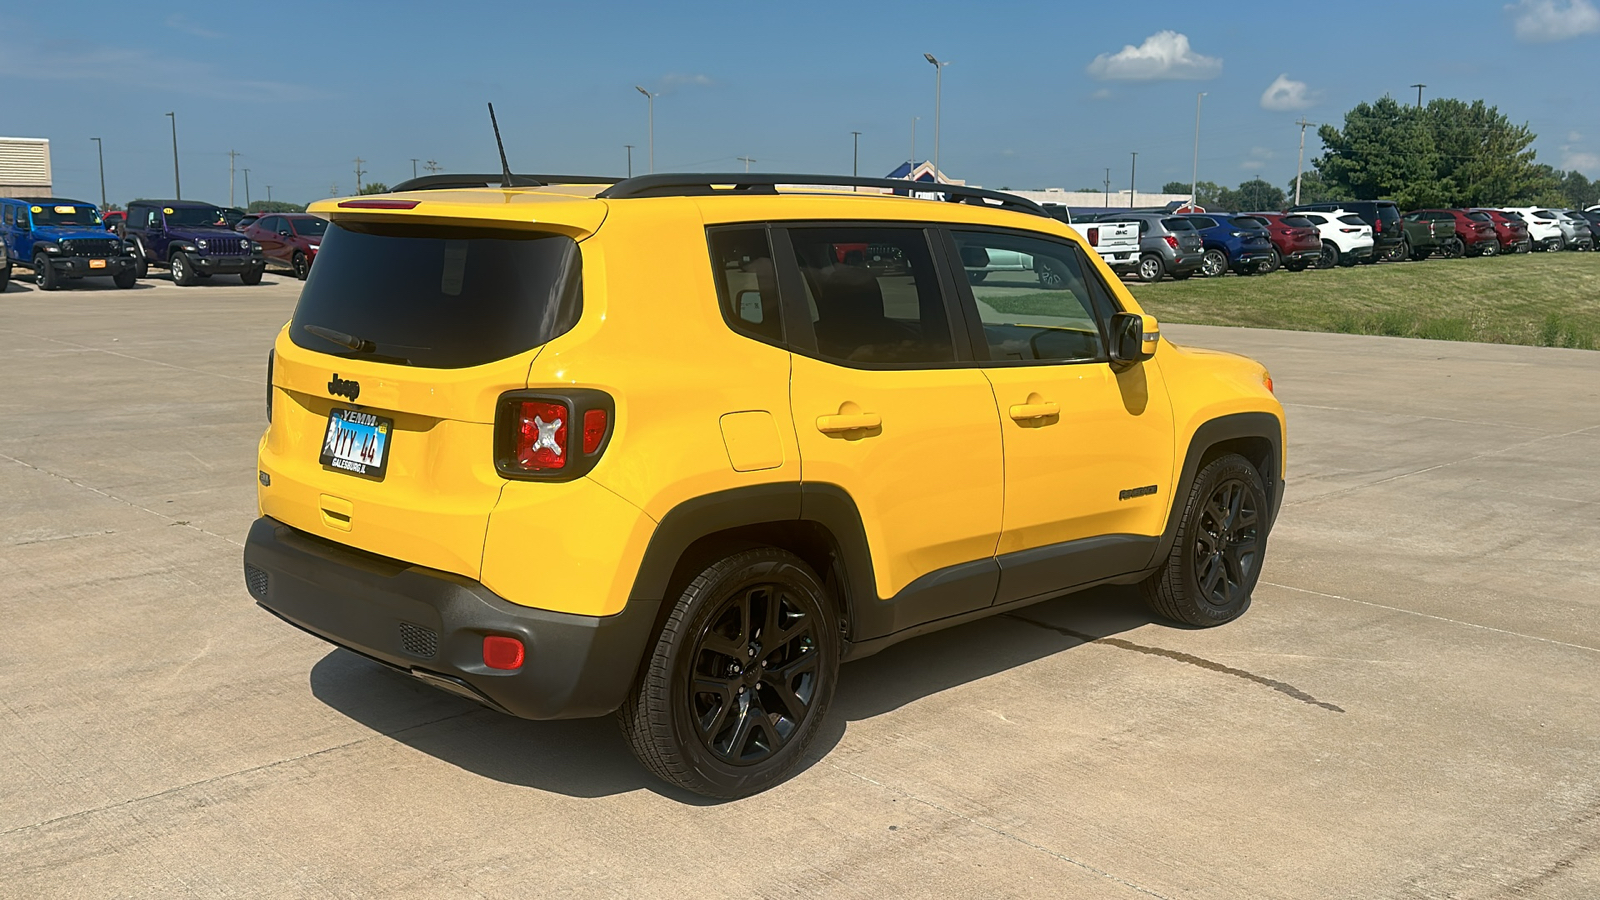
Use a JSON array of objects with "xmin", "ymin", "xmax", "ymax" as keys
[{"xmin": 1039, "ymin": 204, "xmax": 1141, "ymax": 276}]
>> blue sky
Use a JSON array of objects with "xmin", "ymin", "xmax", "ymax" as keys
[{"xmin": 5, "ymin": 0, "xmax": 1598, "ymax": 207}]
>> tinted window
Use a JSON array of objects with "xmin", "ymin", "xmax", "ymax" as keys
[
  {"xmin": 1232, "ymin": 216, "xmax": 1270, "ymax": 230},
  {"xmin": 165, "ymin": 205, "xmax": 229, "ymax": 227},
  {"xmin": 258, "ymin": 216, "xmax": 280, "ymax": 233},
  {"xmin": 952, "ymin": 230, "xmax": 1106, "ymax": 363},
  {"xmin": 1190, "ymin": 216, "xmax": 1219, "ymax": 229},
  {"xmin": 1303, "ymin": 214, "xmax": 1327, "ymax": 225},
  {"xmin": 1162, "ymin": 217, "xmax": 1195, "ymax": 231},
  {"xmin": 1282, "ymin": 216, "xmax": 1315, "ymax": 228},
  {"xmin": 1377, "ymin": 205, "xmax": 1401, "ymax": 224},
  {"xmin": 31, "ymin": 204, "xmax": 101, "ymax": 227},
  {"xmin": 1338, "ymin": 215, "xmax": 1366, "ymax": 226},
  {"xmin": 1, "ymin": 206, "xmax": 11, "ymax": 226},
  {"xmin": 290, "ymin": 217, "xmax": 328, "ymax": 238},
  {"xmin": 708, "ymin": 226, "xmax": 783, "ymax": 346},
  {"xmin": 788, "ymin": 227, "xmax": 954, "ymax": 365},
  {"xmin": 289, "ymin": 222, "xmax": 581, "ymax": 369},
  {"xmin": 1467, "ymin": 212, "xmax": 1493, "ymax": 222}
]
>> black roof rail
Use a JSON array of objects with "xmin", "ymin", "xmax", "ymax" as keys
[
  {"xmin": 596, "ymin": 173, "xmax": 1048, "ymax": 218},
  {"xmin": 389, "ymin": 173, "xmax": 625, "ymax": 192}
]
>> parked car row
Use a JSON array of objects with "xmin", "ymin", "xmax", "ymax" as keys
[{"xmin": 1088, "ymin": 199, "xmax": 1599, "ymax": 281}]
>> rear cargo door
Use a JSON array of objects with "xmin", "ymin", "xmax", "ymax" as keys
[{"xmin": 260, "ymin": 219, "xmax": 583, "ymax": 579}]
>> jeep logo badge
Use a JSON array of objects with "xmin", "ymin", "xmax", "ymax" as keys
[{"xmin": 328, "ymin": 374, "xmax": 360, "ymax": 401}]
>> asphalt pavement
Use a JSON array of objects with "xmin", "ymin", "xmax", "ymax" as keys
[{"xmin": 1, "ymin": 272, "xmax": 1597, "ymax": 898}]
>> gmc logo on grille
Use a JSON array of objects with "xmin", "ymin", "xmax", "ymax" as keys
[{"xmin": 328, "ymin": 374, "xmax": 360, "ymax": 401}]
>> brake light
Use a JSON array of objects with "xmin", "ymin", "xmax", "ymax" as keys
[
  {"xmin": 1374, "ymin": 219, "xmax": 1383, "ymax": 233},
  {"xmin": 1087, "ymin": 227, "xmax": 1100, "ymax": 246},
  {"xmin": 482, "ymin": 635, "xmax": 525, "ymax": 670},
  {"xmin": 336, "ymin": 198, "xmax": 420, "ymax": 209},
  {"xmin": 1163, "ymin": 235, "xmax": 1179, "ymax": 250},
  {"xmin": 516, "ymin": 400, "xmax": 567, "ymax": 471}
]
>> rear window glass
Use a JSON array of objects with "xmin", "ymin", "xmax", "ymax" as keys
[
  {"xmin": 1338, "ymin": 215, "xmax": 1367, "ymax": 226},
  {"xmin": 290, "ymin": 217, "xmax": 329, "ymax": 237},
  {"xmin": 1161, "ymin": 218, "xmax": 1194, "ymax": 231},
  {"xmin": 1467, "ymin": 212, "xmax": 1493, "ymax": 222},
  {"xmin": 289, "ymin": 222, "xmax": 581, "ymax": 369},
  {"xmin": 1376, "ymin": 205, "xmax": 1400, "ymax": 222},
  {"xmin": 1232, "ymin": 216, "xmax": 1269, "ymax": 229},
  {"xmin": 1282, "ymin": 216, "xmax": 1314, "ymax": 228}
]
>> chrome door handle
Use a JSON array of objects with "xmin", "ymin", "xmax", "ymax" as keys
[
  {"xmin": 1008, "ymin": 401, "xmax": 1059, "ymax": 421},
  {"xmin": 816, "ymin": 413, "xmax": 882, "ymax": 434}
]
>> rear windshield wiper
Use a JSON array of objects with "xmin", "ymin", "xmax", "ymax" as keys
[{"xmin": 303, "ymin": 324, "xmax": 376, "ymax": 353}]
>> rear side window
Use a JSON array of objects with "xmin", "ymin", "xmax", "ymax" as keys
[
  {"xmin": 1304, "ymin": 214, "xmax": 1327, "ymax": 225},
  {"xmin": 787, "ymin": 227, "xmax": 955, "ymax": 365},
  {"xmin": 708, "ymin": 226, "xmax": 783, "ymax": 346},
  {"xmin": 289, "ymin": 222, "xmax": 581, "ymax": 369},
  {"xmin": 1190, "ymin": 216, "xmax": 1219, "ymax": 229}
]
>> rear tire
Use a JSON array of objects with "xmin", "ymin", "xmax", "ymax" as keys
[
  {"xmin": 1318, "ymin": 241, "xmax": 1339, "ymax": 269},
  {"xmin": 34, "ymin": 253, "xmax": 59, "ymax": 291},
  {"xmin": 1136, "ymin": 253, "xmax": 1165, "ymax": 283},
  {"xmin": 618, "ymin": 547, "xmax": 840, "ymax": 799},
  {"xmin": 1443, "ymin": 237, "xmax": 1465, "ymax": 259},
  {"xmin": 1260, "ymin": 248, "xmax": 1282, "ymax": 274},
  {"xmin": 1142, "ymin": 454, "xmax": 1268, "ymax": 627},
  {"xmin": 170, "ymin": 251, "xmax": 197, "ymax": 286},
  {"xmin": 0, "ymin": 263, "xmax": 10, "ymax": 291},
  {"xmin": 1388, "ymin": 238, "xmax": 1410, "ymax": 262},
  {"xmin": 969, "ymin": 271, "xmax": 987, "ymax": 284},
  {"xmin": 1480, "ymin": 240, "xmax": 1501, "ymax": 257}
]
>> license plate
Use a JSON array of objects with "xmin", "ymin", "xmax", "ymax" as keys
[
  {"xmin": 320, "ymin": 408, "xmax": 392, "ymax": 479},
  {"xmin": 89, "ymin": 259, "xmax": 106, "ymax": 269}
]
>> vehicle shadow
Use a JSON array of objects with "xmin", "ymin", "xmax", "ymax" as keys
[{"xmin": 308, "ymin": 583, "xmax": 1158, "ymax": 802}]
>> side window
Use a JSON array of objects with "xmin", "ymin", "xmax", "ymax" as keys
[
  {"xmin": 787, "ymin": 227, "xmax": 954, "ymax": 365},
  {"xmin": 708, "ymin": 226, "xmax": 783, "ymax": 346},
  {"xmin": 1, "ymin": 205, "xmax": 11, "ymax": 226},
  {"xmin": 951, "ymin": 230, "xmax": 1108, "ymax": 364},
  {"xmin": 1191, "ymin": 216, "xmax": 1219, "ymax": 230}
]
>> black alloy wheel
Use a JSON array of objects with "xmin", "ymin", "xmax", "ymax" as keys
[
  {"xmin": 1137, "ymin": 253, "xmax": 1165, "ymax": 283},
  {"xmin": 1386, "ymin": 239, "xmax": 1410, "ymax": 262},
  {"xmin": 1318, "ymin": 241, "xmax": 1339, "ymax": 269},
  {"xmin": 292, "ymin": 251, "xmax": 310, "ymax": 280},
  {"xmin": 1443, "ymin": 237, "xmax": 1465, "ymax": 259},
  {"xmin": 1200, "ymin": 249, "xmax": 1227, "ymax": 277},
  {"xmin": 1143, "ymin": 453, "xmax": 1268, "ymax": 627},
  {"xmin": 34, "ymin": 253, "xmax": 58, "ymax": 291},
  {"xmin": 619, "ymin": 547, "xmax": 839, "ymax": 799}
]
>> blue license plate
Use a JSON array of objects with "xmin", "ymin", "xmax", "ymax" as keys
[{"xmin": 319, "ymin": 408, "xmax": 393, "ymax": 479}]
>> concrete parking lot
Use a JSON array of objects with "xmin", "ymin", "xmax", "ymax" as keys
[{"xmin": 2, "ymin": 272, "xmax": 1597, "ymax": 899}]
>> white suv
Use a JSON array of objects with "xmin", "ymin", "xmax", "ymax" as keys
[
  {"xmin": 1503, "ymin": 208, "xmax": 1571, "ymax": 251},
  {"xmin": 1296, "ymin": 210, "xmax": 1374, "ymax": 268}
]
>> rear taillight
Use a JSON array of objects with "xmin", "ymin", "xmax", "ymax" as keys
[
  {"xmin": 1087, "ymin": 227, "xmax": 1100, "ymax": 246},
  {"xmin": 266, "ymin": 348, "xmax": 274, "ymax": 423},
  {"xmin": 1375, "ymin": 219, "xmax": 1383, "ymax": 233},
  {"xmin": 495, "ymin": 390, "xmax": 614, "ymax": 481},
  {"xmin": 1163, "ymin": 235, "xmax": 1179, "ymax": 250}
]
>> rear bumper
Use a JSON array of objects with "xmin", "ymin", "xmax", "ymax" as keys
[
  {"xmin": 1171, "ymin": 252, "xmax": 1206, "ymax": 273},
  {"xmin": 243, "ymin": 516, "xmax": 658, "ymax": 720},
  {"xmin": 1098, "ymin": 249, "xmax": 1141, "ymax": 271}
]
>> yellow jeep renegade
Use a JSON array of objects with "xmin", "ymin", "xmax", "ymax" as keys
[{"xmin": 244, "ymin": 172, "xmax": 1285, "ymax": 799}]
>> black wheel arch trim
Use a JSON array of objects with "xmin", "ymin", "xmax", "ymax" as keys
[{"xmin": 1148, "ymin": 411, "xmax": 1284, "ymax": 569}]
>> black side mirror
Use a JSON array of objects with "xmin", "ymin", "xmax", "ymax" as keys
[{"xmin": 1109, "ymin": 312, "xmax": 1158, "ymax": 368}]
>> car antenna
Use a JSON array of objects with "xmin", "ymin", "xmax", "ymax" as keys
[{"xmin": 488, "ymin": 102, "xmax": 515, "ymax": 188}]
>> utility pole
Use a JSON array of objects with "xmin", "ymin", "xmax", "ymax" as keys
[
  {"xmin": 227, "ymin": 149, "xmax": 240, "ymax": 207},
  {"xmin": 266, "ymin": 185, "xmax": 273, "ymax": 203},
  {"xmin": 424, "ymin": 159, "xmax": 441, "ymax": 174},
  {"xmin": 353, "ymin": 157, "xmax": 366, "ymax": 193},
  {"xmin": 243, "ymin": 168, "xmax": 251, "ymax": 208},
  {"xmin": 1129, "ymin": 152, "xmax": 1137, "ymax": 208},
  {"xmin": 625, "ymin": 145, "xmax": 634, "ymax": 177},
  {"xmin": 330, "ymin": 184, "xmax": 338, "ymax": 197},
  {"xmin": 1191, "ymin": 92, "xmax": 1207, "ymax": 211},
  {"xmin": 1295, "ymin": 118, "xmax": 1312, "ymax": 206},
  {"xmin": 90, "ymin": 137, "xmax": 106, "ymax": 210},
  {"xmin": 737, "ymin": 156, "xmax": 755, "ymax": 173},
  {"xmin": 851, "ymin": 131, "xmax": 861, "ymax": 176},
  {"xmin": 1103, "ymin": 167, "xmax": 1111, "ymax": 206},
  {"xmin": 410, "ymin": 158, "xmax": 419, "ymax": 179},
  {"xmin": 165, "ymin": 112, "xmax": 181, "ymax": 199},
  {"xmin": 1410, "ymin": 83, "xmax": 1426, "ymax": 108}
]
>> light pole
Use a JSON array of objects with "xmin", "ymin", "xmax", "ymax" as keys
[
  {"xmin": 924, "ymin": 54, "xmax": 949, "ymax": 180},
  {"xmin": 165, "ymin": 112, "xmax": 181, "ymax": 199},
  {"xmin": 851, "ymin": 131, "xmax": 861, "ymax": 176},
  {"xmin": 1130, "ymin": 152, "xmax": 1137, "ymax": 208},
  {"xmin": 1190, "ymin": 92, "xmax": 1207, "ymax": 210},
  {"xmin": 634, "ymin": 86, "xmax": 656, "ymax": 173},
  {"xmin": 90, "ymin": 137, "xmax": 106, "ymax": 210},
  {"xmin": 625, "ymin": 144, "xmax": 634, "ymax": 177},
  {"xmin": 411, "ymin": 158, "xmax": 419, "ymax": 179},
  {"xmin": 266, "ymin": 185, "xmax": 272, "ymax": 203},
  {"xmin": 243, "ymin": 168, "xmax": 251, "ymax": 208},
  {"xmin": 1294, "ymin": 118, "xmax": 1311, "ymax": 205},
  {"xmin": 910, "ymin": 116, "xmax": 919, "ymax": 166}
]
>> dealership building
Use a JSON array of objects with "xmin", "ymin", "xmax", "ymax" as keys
[{"xmin": 0, "ymin": 137, "xmax": 53, "ymax": 199}]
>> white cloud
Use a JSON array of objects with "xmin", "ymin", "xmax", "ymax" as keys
[
  {"xmin": 0, "ymin": 41, "xmax": 323, "ymax": 102},
  {"xmin": 1240, "ymin": 147, "xmax": 1274, "ymax": 172},
  {"xmin": 1260, "ymin": 74, "xmax": 1315, "ymax": 111},
  {"xmin": 1086, "ymin": 31, "xmax": 1222, "ymax": 81},
  {"xmin": 1507, "ymin": 0, "xmax": 1600, "ymax": 41},
  {"xmin": 1571, "ymin": 131, "xmax": 1584, "ymax": 142},
  {"xmin": 1562, "ymin": 150, "xmax": 1600, "ymax": 173}
]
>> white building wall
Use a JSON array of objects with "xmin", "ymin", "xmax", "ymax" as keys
[{"xmin": 0, "ymin": 137, "xmax": 53, "ymax": 198}]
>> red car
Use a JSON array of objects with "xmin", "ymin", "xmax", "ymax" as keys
[
  {"xmin": 1405, "ymin": 209, "xmax": 1500, "ymax": 256},
  {"xmin": 102, "ymin": 210, "xmax": 126, "ymax": 237},
  {"xmin": 238, "ymin": 213, "xmax": 327, "ymax": 280},
  {"xmin": 1468, "ymin": 208, "xmax": 1532, "ymax": 254},
  {"xmin": 1237, "ymin": 212, "xmax": 1322, "ymax": 272}
]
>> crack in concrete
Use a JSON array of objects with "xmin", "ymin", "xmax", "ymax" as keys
[
  {"xmin": 0, "ymin": 452, "xmax": 241, "ymax": 549},
  {"xmin": 827, "ymin": 763, "xmax": 1179, "ymax": 900},
  {"xmin": 1003, "ymin": 614, "xmax": 1345, "ymax": 713}
]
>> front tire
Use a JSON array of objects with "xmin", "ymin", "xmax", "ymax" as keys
[
  {"xmin": 292, "ymin": 251, "xmax": 310, "ymax": 280},
  {"xmin": 1143, "ymin": 454, "xmax": 1268, "ymax": 627},
  {"xmin": 34, "ymin": 253, "xmax": 59, "ymax": 291},
  {"xmin": 132, "ymin": 243, "xmax": 149, "ymax": 279},
  {"xmin": 0, "ymin": 263, "xmax": 10, "ymax": 291},
  {"xmin": 240, "ymin": 267, "xmax": 263, "ymax": 286},
  {"xmin": 1200, "ymin": 249, "xmax": 1227, "ymax": 277},
  {"xmin": 113, "ymin": 268, "xmax": 137, "ymax": 289},
  {"xmin": 170, "ymin": 251, "xmax": 197, "ymax": 286},
  {"xmin": 968, "ymin": 271, "xmax": 987, "ymax": 284},
  {"xmin": 619, "ymin": 548, "xmax": 840, "ymax": 799},
  {"xmin": 1136, "ymin": 253, "xmax": 1165, "ymax": 283}
]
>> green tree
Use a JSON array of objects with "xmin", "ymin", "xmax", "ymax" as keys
[
  {"xmin": 1284, "ymin": 170, "xmax": 1339, "ymax": 205},
  {"xmin": 358, "ymin": 182, "xmax": 391, "ymax": 195},
  {"xmin": 247, "ymin": 200, "xmax": 306, "ymax": 213},
  {"xmin": 1216, "ymin": 178, "xmax": 1286, "ymax": 212},
  {"xmin": 1159, "ymin": 180, "xmax": 1221, "ymax": 206},
  {"xmin": 1423, "ymin": 98, "xmax": 1548, "ymax": 206},
  {"xmin": 1559, "ymin": 169, "xmax": 1596, "ymax": 208},
  {"xmin": 1314, "ymin": 95, "xmax": 1444, "ymax": 208}
]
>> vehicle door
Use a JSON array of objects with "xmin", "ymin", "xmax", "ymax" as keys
[
  {"xmin": 944, "ymin": 228, "xmax": 1175, "ymax": 605},
  {"xmin": 1188, "ymin": 215, "xmax": 1225, "ymax": 256},
  {"xmin": 777, "ymin": 224, "xmax": 1005, "ymax": 629},
  {"xmin": 256, "ymin": 216, "xmax": 285, "ymax": 261},
  {"xmin": 15, "ymin": 204, "xmax": 40, "ymax": 264},
  {"xmin": 0, "ymin": 204, "xmax": 14, "ymax": 264}
]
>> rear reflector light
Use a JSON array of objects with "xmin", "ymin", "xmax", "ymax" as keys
[
  {"xmin": 516, "ymin": 400, "xmax": 567, "ymax": 471},
  {"xmin": 582, "ymin": 408, "xmax": 608, "ymax": 454},
  {"xmin": 1163, "ymin": 235, "xmax": 1179, "ymax": 250},
  {"xmin": 1087, "ymin": 227, "xmax": 1100, "ymax": 246},
  {"xmin": 337, "ymin": 198, "xmax": 420, "ymax": 209},
  {"xmin": 483, "ymin": 635, "xmax": 525, "ymax": 670}
]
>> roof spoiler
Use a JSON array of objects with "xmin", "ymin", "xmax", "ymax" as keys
[
  {"xmin": 596, "ymin": 173, "xmax": 1048, "ymax": 217},
  {"xmin": 389, "ymin": 174, "xmax": 625, "ymax": 192}
]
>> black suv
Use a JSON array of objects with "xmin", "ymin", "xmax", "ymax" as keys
[{"xmin": 1288, "ymin": 201, "xmax": 1403, "ymax": 263}]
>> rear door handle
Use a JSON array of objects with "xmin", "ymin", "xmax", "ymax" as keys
[
  {"xmin": 1008, "ymin": 401, "xmax": 1059, "ymax": 421},
  {"xmin": 816, "ymin": 413, "xmax": 881, "ymax": 434}
]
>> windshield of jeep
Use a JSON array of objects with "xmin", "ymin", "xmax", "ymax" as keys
[
  {"xmin": 31, "ymin": 204, "xmax": 102, "ymax": 227},
  {"xmin": 289, "ymin": 222, "xmax": 581, "ymax": 368},
  {"xmin": 166, "ymin": 206, "xmax": 230, "ymax": 227}
]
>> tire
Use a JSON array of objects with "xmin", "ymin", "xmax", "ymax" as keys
[
  {"xmin": 1260, "ymin": 248, "xmax": 1282, "ymax": 274},
  {"xmin": 170, "ymin": 251, "xmax": 197, "ymax": 286},
  {"xmin": 132, "ymin": 243, "xmax": 149, "ymax": 279},
  {"xmin": 112, "ymin": 268, "xmax": 137, "ymax": 289},
  {"xmin": 240, "ymin": 267, "xmax": 263, "ymax": 286},
  {"xmin": 1284, "ymin": 259, "xmax": 1309, "ymax": 272},
  {"xmin": 292, "ymin": 251, "xmax": 310, "ymax": 280},
  {"xmin": 0, "ymin": 263, "xmax": 10, "ymax": 291},
  {"xmin": 1200, "ymin": 249, "xmax": 1227, "ymax": 277},
  {"xmin": 1171, "ymin": 271, "xmax": 1193, "ymax": 280},
  {"xmin": 34, "ymin": 253, "xmax": 59, "ymax": 291},
  {"xmin": 1136, "ymin": 253, "xmax": 1165, "ymax": 283},
  {"xmin": 1548, "ymin": 236, "xmax": 1565, "ymax": 252},
  {"xmin": 1443, "ymin": 237, "xmax": 1464, "ymax": 259},
  {"xmin": 1142, "ymin": 453, "xmax": 1268, "ymax": 627},
  {"xmin": 1318, "ymin": 241, "xmax": 1339, "ymax": 269},
  {"xmin": 618, "ymin": 547, "xmax": 840, "ymax": 799},
  {"xmin": 1387, "ymin": 239, "xmax": 1410, "ymax": 263},
  {"xmin": 1480, "ymin": 240, "xmax": 1500, "ymax": 257}
]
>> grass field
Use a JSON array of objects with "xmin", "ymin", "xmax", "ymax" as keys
[{"xmin": 1124, "ymin": 251, "xmax": 1600, "ymax": 350}]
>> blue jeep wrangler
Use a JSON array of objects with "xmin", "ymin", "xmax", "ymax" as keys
[
  {"xmin": 0, "ymin": 198, "xmax": 139, "ymax": 291},
  {"xmin": 125, "ymin": 200, "xmax": 267, "ymax": 286}
]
